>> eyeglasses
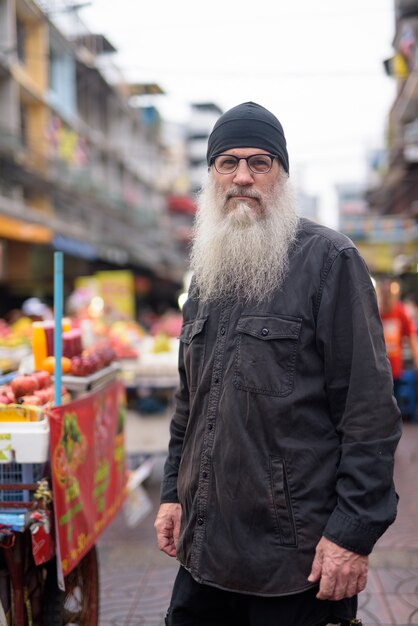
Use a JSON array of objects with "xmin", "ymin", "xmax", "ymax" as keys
[{"xmin": 212, "ymin": 153, "xmax": 278, "ymax": 175}]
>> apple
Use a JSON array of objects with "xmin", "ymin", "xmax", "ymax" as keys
[
  {"xmin": 34, "ymin": 389, "xmax": 51, "ymax": 404},
  {"xmin": 11, "ymin": 375, "xmax": 39, "ymax": 398},
  {"xmin": 33, "ymin": 370, "xmax": 52, "ymax": 389}
]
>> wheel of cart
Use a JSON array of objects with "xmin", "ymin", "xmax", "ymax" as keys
[{"xmin": 0, "ymin": 467, "xmax": 99, "ymax": 626}]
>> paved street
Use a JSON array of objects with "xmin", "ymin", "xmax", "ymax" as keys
[
  {"xmin": 97, "ymin": 409, "xmax": 418, "ymax": 625},
  {"xmin": 97, "ymin": 471, "xmax": 176, "ymax": 626},
  {"xmin": 98, "ymin": 408, "xmax": 175, "ymax": 626}
]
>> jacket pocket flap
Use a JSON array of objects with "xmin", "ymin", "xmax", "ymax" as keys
[
  {"xmin": 180, "ymin": 317, "xmax": 208, "ymax": 344},
  {"xmin": 236, "ymin": 315, "xmax": 301, "ymax": 340}
]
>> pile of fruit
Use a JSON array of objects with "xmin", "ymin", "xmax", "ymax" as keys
[
  {"xmin": 107, "ymin": 321, "xmax": 142, "ymax": 360},
  {"xmin": 0, "ymin": 318, "xmax": 31, "ymax": 373},
  {"xmin": 39, "ymin": 343, "xmax": 116, "ymax": 378},
  {"xmin": 67, "ymin": 344, "xmax": 116, "ymax": 377},
  {"xmin": 0, "ymin": 317, "xmax": 32, "ymax": 345},
  {"xmin": 0, "ymin": 371, "xmax": 67, "ymax": 407}
]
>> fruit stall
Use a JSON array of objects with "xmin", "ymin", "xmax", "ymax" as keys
[
  {"xmin": 0, "ymin": 253, "xmax": 131, "ymax": 624},
  {"xmin": 114, "ymin": 314, "xmax": 181, "ymax": 417},
  {"xmin": 0, "ymin": 370, "xmax": 127, "ymax": 623}
]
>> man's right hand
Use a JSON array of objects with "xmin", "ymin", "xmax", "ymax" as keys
[{"xmin": 154, "ymin": 502, "xmax": 182, "ymax": 557}]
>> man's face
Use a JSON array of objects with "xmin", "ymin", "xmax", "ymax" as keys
[
  {"xmin": 211, "ymin": 147, "xmax": 281, "ymax": 221},
  {"xmin": 191, "ymin": 154, "xmax": 298, "ymax": 303}
]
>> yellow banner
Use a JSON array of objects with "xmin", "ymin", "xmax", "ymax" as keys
[{"xmin": 96, "ymin": 270, "xmax": 135, "ymax": 320}]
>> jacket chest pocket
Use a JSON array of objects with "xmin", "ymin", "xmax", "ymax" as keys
[
  {"xmin": 180, "ymin": 317, "xmax": 208, "ymax": 391},
  {"xmin": 234, "ymin": 315, "xmax": 301, "ymax": 397}
]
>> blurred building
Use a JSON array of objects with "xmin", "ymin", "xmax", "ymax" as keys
[
  {"xmin": 0, "ymin": 0, "xmax": 186, "ymax": 314},
  {"xmin": 165, "ymin": 101, "xmax": 223, "ymax": 260},
  {"xmin": 187, "ymin": 102, "xmax": 223, "ymax": 195},
  {"xmin": 367, "ymin": 0, "xmax": 418, "ymax": 274},
  {"xmin": 338, "ymin": 182, "xmax": 418, "ymax": 274}
]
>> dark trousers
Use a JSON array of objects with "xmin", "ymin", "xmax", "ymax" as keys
[{"xmin": 166, "ymin": 566, "xmax": 336, "ymax": 626}]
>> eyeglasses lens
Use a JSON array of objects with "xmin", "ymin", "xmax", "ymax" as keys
[{"xmin": 248, "ymin": 155, "xmax": 273, "ymax": 173}]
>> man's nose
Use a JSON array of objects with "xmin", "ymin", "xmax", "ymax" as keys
[{"xmin": 232, "ymin": 159, "xmax": 254, "ymax": 184}]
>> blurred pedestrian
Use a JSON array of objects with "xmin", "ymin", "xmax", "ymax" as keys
[
  {"xmin": 403, "ymin": 293, "xmax": 418, "ymax": 327},
  {"xmin": 154, "ymin": 102, "xmax": 401, "ymax": 626},
  {"xmin": 376, "ymin": 279, "xmax": 418, "ymax": 409},
  {"xmin": 21, "ymin": 297, "xmax": 53, "ymax": 322}
]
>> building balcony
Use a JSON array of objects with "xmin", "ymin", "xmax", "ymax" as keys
[{"xmin": 0, "ymin": 127, "xmax": 24, "ymax": 155}]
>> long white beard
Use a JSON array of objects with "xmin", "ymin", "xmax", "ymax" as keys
[{"xmin": 190, "ymin": 173, "xmax": 300, "ymax": 303}]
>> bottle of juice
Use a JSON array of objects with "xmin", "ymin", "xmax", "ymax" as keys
[
  {"xmin": 42, "ymin": 321, "xmax": 54, "ymax": 357},
  {"xmin": 32, "ymin": 322, "xmax": 47, "ymax": 370}
]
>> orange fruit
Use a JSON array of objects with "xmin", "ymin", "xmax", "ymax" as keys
[
  {"xmin": 41, "ymin": 357, "xmax": 55, "ymax": 374},
  {"xmin": 41, "ymin": 356, "xmax": 72, "ymax": 374}
]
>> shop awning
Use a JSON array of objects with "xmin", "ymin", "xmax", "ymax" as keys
[
  {"xmin": 52, "ymin": 234, "xmax": 97, "ymax": 260},
  {"xmin": 0, "ymin": 215, "xmax": 52, "ymax": 243}
]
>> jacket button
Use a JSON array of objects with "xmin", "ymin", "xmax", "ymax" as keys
[
  {"xmin": 214, "ymin": 376, "xmax": 219, "ymax": 383},
  {"xmin": 197, "ymin": 517, "xmax": 204, "ymax": 525},
  {"xmin": 208, "ymin": 424, "xmax": 213, "ymax": 430},
  {"xmin": 261, "ymin": 328, "xmax": 269, "ymax": 336},
  {"xmin": 220, "ymin": 327, "xmax": 226, "ymax": 335},
  {"xmin": 202, "ymin": 471, "xmax": 207, "ymax": 478}
]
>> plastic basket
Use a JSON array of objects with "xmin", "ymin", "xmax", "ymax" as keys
[{"xmin": 0, "ymin": 461, "xmax": 44, "ymax": 506}]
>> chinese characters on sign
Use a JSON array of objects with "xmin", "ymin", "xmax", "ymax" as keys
[{"xmin": 49, "ymin": 380, "xmax": 127, "ymax": 578}]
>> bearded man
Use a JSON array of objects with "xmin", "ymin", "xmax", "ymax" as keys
[{"xmin": 154, "ymin": 102, "xmax": 401, "ymax": 626}]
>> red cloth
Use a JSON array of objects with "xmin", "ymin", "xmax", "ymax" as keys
[{"xmin": 380, "ymin": 301, "xmax": 416, "ymax": 379}]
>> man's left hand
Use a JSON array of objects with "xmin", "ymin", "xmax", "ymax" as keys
[{"xmin": 308, "ymin": 536, "xmax": 368, "ymax": 600}]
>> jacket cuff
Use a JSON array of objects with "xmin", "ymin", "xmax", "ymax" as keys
[
  {"xmin": 323, "ymin": 508, "xmax": 381, "ymax": 555},
  {"xmin": 160, "ymin": 478, "xmax": 179, "ymax": 504}
]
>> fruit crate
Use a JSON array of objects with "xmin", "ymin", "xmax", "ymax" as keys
[
  {"xmin": 0, "ymin": 461, "xmax": 44, "ymax": 508},
  {"xmin": 0, "ymin": 414, "xmax": 49, "ymax": 464}
]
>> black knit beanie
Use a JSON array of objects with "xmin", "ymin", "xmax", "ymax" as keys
[{"xmin": 206, "ymin": 102, "xmax": 289, "ymax": 173}]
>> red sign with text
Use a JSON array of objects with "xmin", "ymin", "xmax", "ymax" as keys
[{"xmin": 49, "ymin": 380, "xmax": 127, "ymax": 576}]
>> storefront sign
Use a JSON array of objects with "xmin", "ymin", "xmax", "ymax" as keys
[
  {"xmin": 0, "ymin": 216, "xmax": 52, "ymax": 244},
  {"xmin": 49, "ymin": 380, "xmax": 128, "ymax": 579}
]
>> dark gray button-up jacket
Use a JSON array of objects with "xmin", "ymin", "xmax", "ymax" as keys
[{"xmin": 161, "ymin": 218, "xmax": 401, "ymax": 599}]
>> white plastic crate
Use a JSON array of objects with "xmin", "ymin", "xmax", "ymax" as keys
[{"xmin": 0, "ymin": 417, "xmax": 50, "ymax": 463}]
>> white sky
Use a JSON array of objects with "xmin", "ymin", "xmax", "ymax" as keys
[{"xmin": 79, "ymin": 0, "xmax": 396, "ymax": 227}]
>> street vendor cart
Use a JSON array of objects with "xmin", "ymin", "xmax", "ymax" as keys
[
  {"xmin": 0, "ymin": 253, "xmax": 130, "ymax": 625},
  {"xmin": 0, "ymin": 368, "xmax": 127, "ymax": 625}
]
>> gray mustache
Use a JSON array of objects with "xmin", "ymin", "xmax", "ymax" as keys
[{"xmin": 226, "ymin": 187, "xmax": 262, "ymax": 201}]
